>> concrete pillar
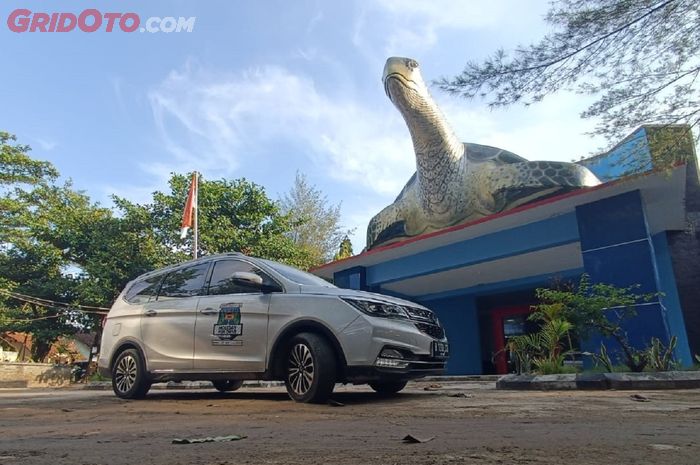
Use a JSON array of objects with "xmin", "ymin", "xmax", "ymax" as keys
[
  {"xmin": 575, "ymin": 190, "xmax": 691, "ymax": 365},
  {"xmin": 422, "ymin": 295, "xmax": 481, "ymax": 375}
]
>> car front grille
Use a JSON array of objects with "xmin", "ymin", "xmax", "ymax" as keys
[
  {"xmin": 404, "ymin": 306, "xmax": 444, "ymax": 339},
  {"xmin": 414, "ymin": 322, "xmax": 445, "ymax": 340},
  {"xmin": 405, "ymin": 306, "xmax": 438, "ymax": 323}
]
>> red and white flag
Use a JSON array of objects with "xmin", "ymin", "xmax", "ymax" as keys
[{"xmin": 180, "ymin": 172, "xmax": 198, "ymax": 239}]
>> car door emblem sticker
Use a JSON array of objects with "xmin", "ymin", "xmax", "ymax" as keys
[{"xmin": 213, "ymin": 303, "xmax": 243, "ymax": 345}]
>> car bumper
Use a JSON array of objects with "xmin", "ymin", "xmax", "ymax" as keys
[
  {"xmin": 345, "ymin": 356, "xmax": 447, "ymax": 383},
  {"xmin": 339, "ymin": 313, "xmax": 448, "ymax": 364}
]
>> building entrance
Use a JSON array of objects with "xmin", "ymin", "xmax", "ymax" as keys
[{"xmin": 491, "ymin": 306, "xmax": 537, "ymax": 374}]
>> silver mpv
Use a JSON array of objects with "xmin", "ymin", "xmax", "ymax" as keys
[{"xmin": 98, "ymin": 253, "xmax": 448, "ymax": 403}]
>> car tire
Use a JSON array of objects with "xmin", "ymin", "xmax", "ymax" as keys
[
  {"xmin": 369, "ymin": 380, "xmax": 407, "ymax": 395},
  {"xmin": 284, "ymin": 332, "xmax": 336, "ymax": 403},
  {"xmin": 111, "ymin": 348, "xmax": 151, "ymax": 399},
  {"xmin": 212, "ymin": 380, "xmax": 244, "ymax": 392}
]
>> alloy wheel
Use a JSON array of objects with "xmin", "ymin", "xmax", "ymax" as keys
[
  {"xmin": 114, "ymin": 354, "xmax": 137, "ymax": 394},
  {"xmin": 288, "ymin": 343, "xmax": 314, "ymax": 396}
]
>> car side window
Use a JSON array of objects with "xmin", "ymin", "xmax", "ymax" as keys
[
  {"xmin": 157, "ymin": 263, "xmax": 210, "ymax": 300},
  {"xmin": 125, "ymin": 274, "xmax": 163, "ymax": 304},
  {"xmin": 208, "ymin": 260, "xmax": 276, "ymax": 295}
]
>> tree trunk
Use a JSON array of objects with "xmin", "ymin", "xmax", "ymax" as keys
[{"xmin": 31, "ymin": 338, "xmax": 53, "ymax": 362}]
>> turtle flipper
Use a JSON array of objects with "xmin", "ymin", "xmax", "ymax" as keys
[
  {"xmin": 374, "ymin": 220, "xmax": 408, "ymax": 246},
  {"xmin": 367, "ymin": 202, "xmax": 410, "ymax": 250},
  {"xmin": 488, "ymin": 161, "xmax": 600, "ymax": 211}
]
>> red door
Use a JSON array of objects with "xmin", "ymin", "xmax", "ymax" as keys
[{"xmin": 491, "ymin": 306, "xmax": 533, "ymax": 374}]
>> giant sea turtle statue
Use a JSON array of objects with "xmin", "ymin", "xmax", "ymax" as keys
[{"xmin": 366, "ymin": 57, "xmax": 601, "ymax": 250}]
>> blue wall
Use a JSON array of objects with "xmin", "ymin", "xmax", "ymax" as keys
[
  {"xmin": 575, "ymin": 190, "xmax": 691, "ymax": 366},
  {"xmin": 651, "ymin": 232, "xmax": 693, "ymax": 365},
  {"xmin": 334, "ymin": 266, "xmax": 366, "ymax": 290},
  {"xmin": 579, "ymin": 128, "xmax": 652, "ymax": 181},
  {"xmin": 419, "ymin": 295, "xmax": 481, "ymax": 375},
  {"xmin": 329, "ymin": 187, "xmax": 693, "ymax": 373},
  {"xmin": 365, "ymin": 212, "xmax": 579, "ymax": 287}
]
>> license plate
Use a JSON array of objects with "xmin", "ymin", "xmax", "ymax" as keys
[{"xmin": 433, "ymin": 341, "xmax": 449, "ymax": 357}]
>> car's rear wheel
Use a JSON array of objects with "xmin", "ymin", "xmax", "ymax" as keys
[
  {"xmin": 112, "ymin": 348, "xmax": 151, "ymax": 399},
  {"xmin": 285, "ymin": 333, "xmax": 336, "ymax": 403},
  {"xmin": 369, "ymin": 380, "xmax": 407, "ymax": 395},
  {"xmin": 212, "ymin": 380, "xmax": 244, "ymax": 392}
]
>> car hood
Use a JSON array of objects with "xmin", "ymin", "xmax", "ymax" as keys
[{"xmin": 295, "ymin": 285, "xmax": 429, "ymax": 310}]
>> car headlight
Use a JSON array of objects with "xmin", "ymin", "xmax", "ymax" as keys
[{"xmin": 341, "ymin": 297, "xmax": 409, "ymax": 319}]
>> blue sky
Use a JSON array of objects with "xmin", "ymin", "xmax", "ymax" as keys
[{"xmin": 1, "ymin": 0, "xmax": 606, "ymax": 251}]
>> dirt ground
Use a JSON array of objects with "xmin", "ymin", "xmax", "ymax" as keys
[{"xmin": 1, "ymin": 380, "xmax": 699, "ymax": 465}]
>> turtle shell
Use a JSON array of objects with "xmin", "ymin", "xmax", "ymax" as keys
[{"xmin": 464, "ymin": 143, "xmax": 527, "ymax": 165}]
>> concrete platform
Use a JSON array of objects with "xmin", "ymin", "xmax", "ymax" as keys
[{"xmin": 496, "ymin": 371, "xmax": 700, "ymax": 390}]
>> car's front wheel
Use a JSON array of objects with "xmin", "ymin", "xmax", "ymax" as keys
[
  {"xmin": 369, "ymin": 380, "xmax": 407, "ymax": 395},
  {"xmin": 212, "ymin": 380, "xmax": 244, "ymax": 392},
  {"xmin": 285, "ymin": 333, "xmax": 336, "ymax": 403},
  {"xmin": 111, "ymin": 348, "xmax": 151, "ymax": 399}
]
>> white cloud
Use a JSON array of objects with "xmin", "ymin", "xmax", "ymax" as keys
[
  {"xmin": 375, "ymin": 0, "xmax": 510, "ymax": 28},
  {"xmin": 148, "ymin": 63, "xmax": 416, "ymax": 196},
  {"xmin": 306, "ymin": 10, "xmax": 324, "ymax": 34},
  {"xmin": 145, "ymin": 60, "xmax": 605, "ymax": 251},
  {"xmin": 111, "ymin": 76, "xmax": 129, "ymax": 117},
  {"xmin": 353, "ymin": 0, "xmax": 548, "ymax": 58},
  {"xmin": 139, "ymin": 56, "xmax": 594, "ymax": 250},
  {"xmin": 436, "ymin": 91, "xmax": 605, "ymax": 162},
  {"xmin": 103, "ymin": 183, "xmax": 158, "ymax": 207},
  {"xmin": 36, "ymin": 138, "xmax": 57, "ymax": 151}
]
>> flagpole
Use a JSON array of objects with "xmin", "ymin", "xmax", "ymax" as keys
[{"xmin": 193, "ymin": 171, "xmax": 199, "ymax": 260}]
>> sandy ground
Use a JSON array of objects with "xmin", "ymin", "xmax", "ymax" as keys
[{"xmin": 1, "ymin": 380, "xmax": 699, "ymax": 465}]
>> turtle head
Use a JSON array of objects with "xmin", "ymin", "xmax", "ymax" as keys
[
  {"xmin": 383, "ymin": 57, "xmax": 430, "ymax": 106},
  {"xmin": 382, "ymin": 56, "xmax": 465, "ymax": 204}
]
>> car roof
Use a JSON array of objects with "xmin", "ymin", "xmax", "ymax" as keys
[{"xmin": 132, "ymin": 252, "xmax": 248, "ymax": 282}]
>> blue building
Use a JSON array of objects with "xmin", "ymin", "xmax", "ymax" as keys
[{"xmin": 313, "ymin": 126, "xmax": 699, "ymax": 375}]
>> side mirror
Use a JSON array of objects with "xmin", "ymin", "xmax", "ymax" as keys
[{"xmin": 231, "ymin": 271, "xmax": 263, "ymax": 288}]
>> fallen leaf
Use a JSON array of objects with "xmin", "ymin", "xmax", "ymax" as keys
[
  {"xmin": 402, "ymin": 434, "xmax": 435, "ymax": 444},
  {"xmin": 172, "ymin": 435, "xmax": 247, "ymax": 444},
  {"xmin": 649, "ymin": 444, "xmax": 680, "ymax": 451}
]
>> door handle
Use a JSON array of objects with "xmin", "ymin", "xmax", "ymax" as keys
[
  {"xmin": 144, "ymin": 309, "xmax": 157, "ymax": 317},
  {"xmin": 200, "ymin": 308, "xmax": 218, "ymax": 315}
]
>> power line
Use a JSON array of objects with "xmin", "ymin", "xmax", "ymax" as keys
[
  {"xmin": 5, "ymin": 290, "xmax": 110, "ymax": 311},
  {"xmin": 1, "ymin": 314, "xmax": 65, "ymax": 324},
  {"xmin": 0, "ymin": 289, "xmax": 109, "ymax": 315}
]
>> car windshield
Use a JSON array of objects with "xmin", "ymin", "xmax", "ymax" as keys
[{"xmin": 259, "ymin": 259, "xmax": 336, "ymax": 287}]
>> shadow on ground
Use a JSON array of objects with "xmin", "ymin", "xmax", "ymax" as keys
[{"xmin": 138, "ymin": 389, "xmax": 424, "ymax": 405}]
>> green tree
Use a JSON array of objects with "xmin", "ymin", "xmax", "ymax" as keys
[
  {"xmin": 333, "ymin": 236, "xmax": 354, "ymax": 261},
  {"xmin": 0, "ymin": 243, "xmax": 81, "ymax": 361},
  {"xmin": 1, "ymin": 133, "xmax": 322, "ymax": 359},
  {"xmin": 280, "ymin": 172, "xmax": 351, "ymax": 267},
  {"xmin": 1, "ymin": 131, "xmax": 58, "ymax": 246},
  {"xmin": 438, "ymin": 0, "xmax": 700, "ymax": 147},
  {"xmin": 0, "ymin": 133, "xmax": 169, "ymax": 360},
  {"xmin": 1, "ymin": 133, "xmax": 88, "ymax": 360},
  {"xmin": 114, "ymin": 173, "xmax": 314, "ymax": 269},
  {"xmin": 0, "ymin": 131, "xmax": 58, "ymax": 186}
]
